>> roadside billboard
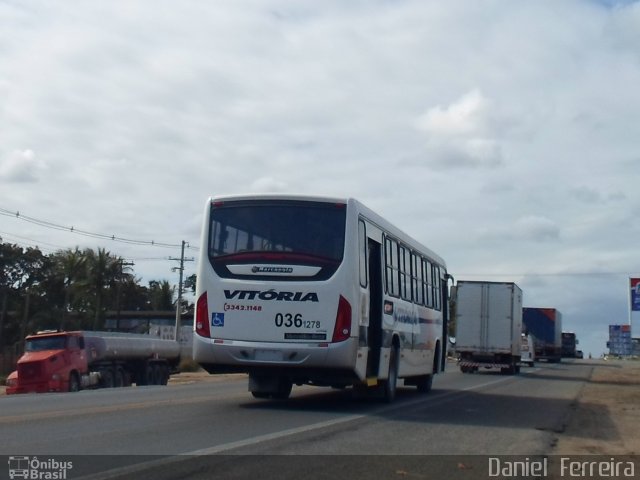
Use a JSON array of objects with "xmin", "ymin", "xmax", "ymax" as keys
[{"xmin": 631, "ymin": 278, "xmax": 640, "ymax": 312}]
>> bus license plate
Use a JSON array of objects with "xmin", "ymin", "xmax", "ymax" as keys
[{"xmin": 255, "ymin": 349, "xmax": 283, "ymax": 361}]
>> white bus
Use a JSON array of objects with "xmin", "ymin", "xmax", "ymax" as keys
[{"xmin": 192, "ymin": 194, "xmax": 450, "ymax": 401}]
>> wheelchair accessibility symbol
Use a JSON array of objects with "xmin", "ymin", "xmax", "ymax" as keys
[{"xmin": 211, "ymin": 313, "xmax": 225, "ymax": 327}]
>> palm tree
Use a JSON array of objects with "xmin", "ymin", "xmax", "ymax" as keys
[
  {"xmin": 55, "ymin": 247, "xmax": 86, "ymax": 330},
  {"xmin": 148, "ymin": 280, "xmax": 175, "ymax": 311},
  {"xmin": 85, "ymin": 248, "xmax": 122, "ymax": 330}
]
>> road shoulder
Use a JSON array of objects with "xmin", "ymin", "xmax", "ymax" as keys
[{"xmin": 552, "ymin": 360, "xmax": 640, "ymax": 455}]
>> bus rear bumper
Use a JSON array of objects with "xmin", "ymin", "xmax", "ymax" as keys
[{"xmin": 192, "ymin": 335, "xmax": 357, "ymax": 371}]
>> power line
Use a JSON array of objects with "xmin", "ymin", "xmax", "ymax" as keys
[
  {"xmin": 0, "ymin": 230, "xmax": 68, "ymax": 251},
  {"xmin": 0, "ymin": 207, "xmax": 198, "ymax": 250},
  {"xmin": 457, "ymin": 271, "xmax": 638, "ymax": 277},
  {"xmin": 0, "ymin": 231, "xmax": 196, "ymax": 268}
]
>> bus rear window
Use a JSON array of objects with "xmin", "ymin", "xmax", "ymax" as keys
[{"xmin": 208, "ymin": 200, "xmax": 346, "ymax": 279}]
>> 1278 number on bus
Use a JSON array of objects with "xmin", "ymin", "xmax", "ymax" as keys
[{"xmin": 274, "ymin": 313, "xmax": 319, "ymax": 329}]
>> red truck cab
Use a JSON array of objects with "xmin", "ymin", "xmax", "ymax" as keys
[{"xmin": 6, "ymin": 331, "xmax": 88, "ymax": 394}]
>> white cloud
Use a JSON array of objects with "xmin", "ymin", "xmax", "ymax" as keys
[
  {"xmin": 514, "ymin": 215, "xmax": 561, "ymax": 242},
  {"xmin": 250, "ymin": 177, "xmax": 289, "ymax": 193},
  {"xmin": 0, "ymin": 0, "xmax": 639, "ymax": 358},
  {"xmin": 413, "ymin": 90, "xmax": 504, "ymax": 170},
  {"xmin": 0, "ymin": 149, "xmax": 44, "ymax": 182},
  {"xmin": 476, "ymin": 215, "xmax": 560, "ymax": 244},
  {"xmin": 416, "ymin": 89, "xmax": 489, "ymax": 137}
]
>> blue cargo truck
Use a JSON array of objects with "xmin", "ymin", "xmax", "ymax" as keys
[
  {"xmin": 522, "ymin": 308, "xmax": 562, "ymax": 363},
  {"xmin": 561, "ymin": 332, "xmax": 578, "ymax": 358}
]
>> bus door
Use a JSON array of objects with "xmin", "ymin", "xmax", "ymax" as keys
[
  {"xmin": 366, "ymin": 239, "xmax": 383, "ymax": 378},
  {"xmin": 440, "ymin": 275, "xmax": 450, "ymax": 372}
]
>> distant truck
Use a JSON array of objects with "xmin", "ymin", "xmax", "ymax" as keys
[
  {"xmin": 520, "ymin": 333, "xmax": 535, "ymax": 367},
  {"xmin": 561, "ymin": 332, "xmax": 578, "ymax": 358},
  {"xmin": 522, "ymin": 308, "xmax": 562, "ymax": 363},
  {"xmin": 454, "ymin": 281, "xmax": 523, "ymax": 375},
  {"xmin": 5, "ymin": 330, "xmax": 181, "ymax": 394}
]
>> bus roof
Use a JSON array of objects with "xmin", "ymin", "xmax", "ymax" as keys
[
  {"xmin": 209, "ymin": 193, "xmax": 348, "ymax": 205},
  {"xmin": 207, "ymin": 194, "xmax": 446, "ymax": 268}
]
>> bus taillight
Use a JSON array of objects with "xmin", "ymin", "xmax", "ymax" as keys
[
  {"xmin": 332, "ymin": 295, "xmax": 352, "ymax": 342},
  {"xmin": 195, "ymin": 292, "xmax": 211, "ymax": 338}
]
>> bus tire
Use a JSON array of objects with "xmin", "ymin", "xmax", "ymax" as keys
[
  {"xmin": 251, "ymin": 392, "xmax": 270, "ymax": 399},
  {"xmin": 272, "ymin": 379, "xmax": 293, "ymax": 400},
  {"xmin": 416, "ymin": 374, "xmax": 433, "ymax": 393},
  {"xmin": 382, "ymin": 346, "xmax": 398, "ymax": 403}
]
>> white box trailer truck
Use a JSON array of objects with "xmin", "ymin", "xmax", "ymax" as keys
[{"xmin": 453, "ymin": 281, "xmax": 523, "ymax": 375}]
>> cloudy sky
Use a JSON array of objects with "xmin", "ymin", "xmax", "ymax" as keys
[{"xmin": 2, "ymin": 0, "xmax": 640, "ymax": 357}]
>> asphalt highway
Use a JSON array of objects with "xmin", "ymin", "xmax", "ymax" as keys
[{"xmin": 0, "ymin": 361, "xmax": 591, "ymax": 479}]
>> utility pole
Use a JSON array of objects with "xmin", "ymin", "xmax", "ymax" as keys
[
  {"xmin": 170, "ymin": 241, "xmax": 194, "ymax": 342},
  {"xmin": 116, "ymin": 260, "xmax": 135, "ymax": 330}
]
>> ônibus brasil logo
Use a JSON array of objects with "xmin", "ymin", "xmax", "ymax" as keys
[
  {"xmin": 224, "ymin": 289, "xmax": 319, "ymax": 302},
  {"xmin": 8, "ymin": 456, "xmax": 73, "ymax": 480}
]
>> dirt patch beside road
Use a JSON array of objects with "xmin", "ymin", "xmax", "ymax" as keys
[
  {"xmin": 553, "ymin": 360, "xmax": 640, "ymax": 455},
  {"xmin": 168, "ymin": 371, "xmax": 246, "ymax": 386},
  {"xmin": 0, "ymin": 371, "xmax": 245, "ymax": 395}
]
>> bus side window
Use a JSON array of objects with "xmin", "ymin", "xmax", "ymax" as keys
[
  {"xmin": 384, "ymin": 237, "xmax": 399, "ymax": 297},
  {"xmin": 413, "ymin": 253, "xmax": 424, "ymax": 305},
  {"xmin": 432, "ymin": 264, "xmax": 441, "ymax": 310},
  {"xmin": 424, "ymin": 259, "xmax": 433, "ymax": 308}
]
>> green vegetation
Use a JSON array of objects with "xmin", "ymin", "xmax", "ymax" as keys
[{"xmin": 0, "ymin": 242, "xmax": 195, "ymax": 351}]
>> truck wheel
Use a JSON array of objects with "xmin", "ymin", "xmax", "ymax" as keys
[
  {"xmin": 114, "ymin": 369, "xmax": 125, "ymax": 387},
  {"xmin": 382, "ymin": 346, "xmax": 399, "ymax": 403},
  {"xmin": 101, "ymin": 369, "xmax": 115, "ymax": 388},
  {"xmin": 160, "ymin": 365, "xmax": 170, "ymax": 385},
  {"xmin": 152, "ymin": 364, "xmax": 163, "ymax": 385},
  {"xmin": 139, "ymin": 364, "xmax": 154, "ymax": 386},
  {"xmin": 69, "ymin": 373, "xmax": 80, "ymax": 392}
]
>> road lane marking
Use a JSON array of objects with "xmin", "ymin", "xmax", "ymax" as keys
[
  {"xmin": 75, "ymin": 374, "xmax": 518, "ymax": 479},
  {"xmin": 0, "ymin": 390, "xmax": 248, "ymax": 425}
]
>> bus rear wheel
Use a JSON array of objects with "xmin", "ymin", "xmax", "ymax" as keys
[
  {"xmin": 249, "ymin": 375, "xmax": 292, "ymax": 400},
  {"xmin": 272, "ymin": 380, "xmax": 292, "ymax": 400},
  {"xmin": 382, "ymin": 346, "xmax": 398, "ymax": 403},
  {"xmin": 416, "ymin": 374, "xmax": 433, "ymax": 393}
]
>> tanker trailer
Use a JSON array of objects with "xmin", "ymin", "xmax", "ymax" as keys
[
  {"xmin": 6, "ymin": 330, "xmax": 181, "ymax": 394},
  {"xmin": 82, "ymin": 331, "xmax": 181, "ymax": 388}
]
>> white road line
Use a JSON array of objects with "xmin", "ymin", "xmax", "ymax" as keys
[{"xmin": 77, "ymin": 374, "xmax": 516, "ymax": 479}]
